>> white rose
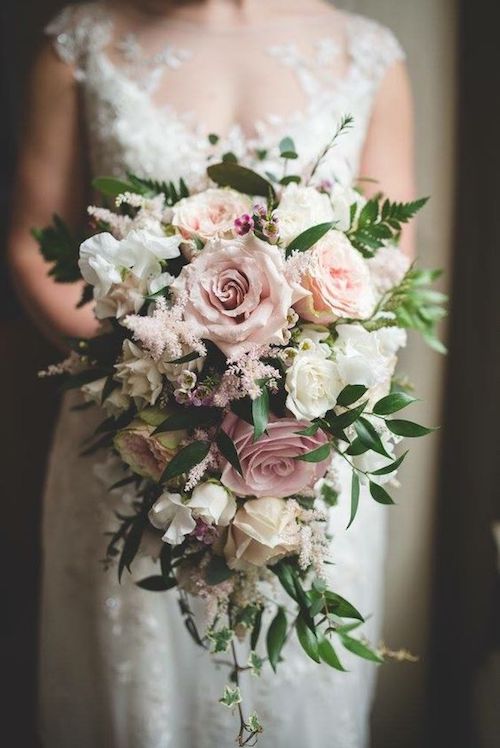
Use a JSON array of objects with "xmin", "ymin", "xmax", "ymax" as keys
[
  {"xmin": 81, "ymin": 376, "xmax": 131, "ymax": 416},
  {"xmin": 274, "ymin": 184, "xmax": 335, "ymax": 246},
  {"xmin": 172, "ymin": 188, "xmax": 252, "ymax": 240},
  {"xmin": 114, "ymin": 340, "xmax": 163, "ymax": 406},
  {"xmin": 187, "ymin": 481, "xmax": 236, "ymax": 526},
  {"xmin": 285, "ymin": 349, "xmax": 343, "ymax": 420},
  {"xmin": 79, "ymin": 229, "xmax": 181, "ymax": 319},
  {"xmin": 149, "ymin": 492, "xmax": 196, "ymax": 545},
  {"xmin": 224, "ymin": 497, "xmax": 300, "ymax": 570}
]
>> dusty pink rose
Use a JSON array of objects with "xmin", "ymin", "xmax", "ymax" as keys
[
  {"xmin": 294, "ymin": 230, "xmax": 376, "ymax": 324},
  {"xmin": 172, "ymin": 188, "xmax": 252, "ymax": 240},
  {"xmin": 171, "ymin": 235, "xmax": 307, "ymax": 357},
  {"xmin": 220, "ymin": 412, "xmax": 330, "ymax": 498}
]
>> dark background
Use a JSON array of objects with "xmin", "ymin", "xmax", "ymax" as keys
[{"xmin": 1, "ymin": 1, "xmax": 499, "ymax": 746}]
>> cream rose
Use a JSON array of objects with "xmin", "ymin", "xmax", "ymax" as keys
[
  {"xmin": 294, "ymin": 230, "xmax": 376, "ymax": 323},
  {"xmin": 171, "ymin": 235, "xmax": 308, "ymax": 357},
  {"xmin": 224, "ymin": 497, "xmax": 300, "ymax": 570},
  {"xmin": 273, "ymin": 184, "xmax": 335, "ymax": 246},
  {"xmin": 285, "ymin": 349, "xmax": 343, "ymax": 420},
  {"xmin": 114, "ymin": 410, "xmax": 186, "ymax": 482},
  {"xmin": 172, "ymin": 188, "xmax": 252, "ymax": 240}
]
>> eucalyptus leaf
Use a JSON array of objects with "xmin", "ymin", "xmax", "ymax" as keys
[
  {"xmin": 266, "ymin": 607, "xmax": 287, "ymax": 672},
  {"xmin": 369, "ymin": 481, "xmax": 395, "ymax": 505},
  {"xmin": 286, "ymin": 221, "xmax": 334, "ymax": 256},
  {"xmin": 296, "ymin": 616, "xmax": 320, "ymax": 663},
  {"xmin": 207, "ymin": 162, "xmax": 275, "ymax": 198},
  {"xmin": 160, "ymin": 440, "xmax": 211, "ymax": 483},
  {"xmin": 372, "ymin": 392, "xmax": 418, "ymax": 415},
  {"xmin": 386, "ymin": 419, "xmax": 436, "ymax": 438}
]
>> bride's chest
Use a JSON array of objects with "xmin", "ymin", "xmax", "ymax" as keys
[{"xmin": 79, "ymin": 38, "xmax": 376, "ymax": 189}]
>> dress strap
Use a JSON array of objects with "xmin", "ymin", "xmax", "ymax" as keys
[
  {"xmin": 44, "ymin": 2, "xmax": 112, "ymax": 78},
  {"xmin": 346, "ymin": 13, "xmax": 406, "ymax": 89}
]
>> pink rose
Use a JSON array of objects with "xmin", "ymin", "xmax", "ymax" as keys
[
  {"xmin": 220, "ymin": 412, "xmax": 330, "ymax": 498},
  {"xmin": 172, "ymin": 188, "xmax": 252, "ymax": 240},
  {"xmin": 294, "ymin": 230, "xmax": 376, "ymax": 324},
  {"xmin": 171, "ymin": 235, "xmax": 307, "ymax": 357}
]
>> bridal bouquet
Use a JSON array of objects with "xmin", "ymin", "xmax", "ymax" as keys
[{"xmin": 36, "ymin": 117, "xmax": 445, "ymax": 744}]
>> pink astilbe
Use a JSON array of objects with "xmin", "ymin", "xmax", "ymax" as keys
[
  {"xmin": 223, "ymin": 344, "xmax": 281, "ymax": 401},
  {"xmin": 184, "ymin": 441, "xmax": 219, "ymax": 492},
  {"xmin": 289, "ymin": 500, "xmax": 330, "ymax": 577},
  {"xmin": 124, "ymin": 295, "xmax": 206, "ymax": 362}
]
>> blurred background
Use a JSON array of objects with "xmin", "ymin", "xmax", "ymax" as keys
[{"xmin": 1, "ymin": 1, "xmax": 499, "ymax": 746}]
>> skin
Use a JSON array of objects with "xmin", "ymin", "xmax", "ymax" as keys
[{"xmin": 7, "ymin": 0, "xmax": 415, "ymax": 349}]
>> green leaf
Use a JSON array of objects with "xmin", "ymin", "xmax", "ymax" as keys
[
  {"xmin": 266, "ymin": 607, "xmax": 287, "ymax": 672},
  {"xmin": 355, "ymin": 417, "xmax": 391, "ymax": 457},
  {"xmin": 160, "ymin": 543, "xmax": 173, "ymax": 580},
  {"xmin": 372, "ymin": 392, "xmax": 418, "ymax": 415},
  {"xmin": 252, "ymin": 384, "xmax": 269, "ymax": 441},
  {"xmin": 219, "ymin": 685, "xmax": 242, "ymax": 708},
  {"xmin": 250, "ymin": 607, "xmax": 263, "ymax": 651},
  {"xmin": 160, "ymin": 440, "xmax": 211, "ymax": 483},
  {"xmin": 279, "ymin": 136, "xmax": 297, "ymax": 158},
  {"xmin": 295, "ymin": 423, "xmax": 320, "ymax": 437},
  {"xmin": 347, "ymin": 472, "xmax": 360, "ymax": 529},
  {"xmin": 286, "ymin": 221, "xmax": 334, "ymax": 256},
  {"xmin": 295, "ymin": 443, "xmax": 331, "ymax": 463},
  {"xmin": 271, "ymin": 562, "xmax": 297, "ymax": 601},
  {"xmin": 208, "ymin": 627, "xmax": 234, "ymax": 653},
  {"xmin": 205, "ymin": 556, "xmax": 234, "ymax": 585},
  {"xmin": 136, "ymin": 575, "xmax": 176, "ymax": 591},
  {"xmin": 339, "ymin": 634, "xmax": 383, "ymax": 664},
  {"xmin": 118, "ymin": 514, "xmax": 146, "ymax": 582},
  {"xmin": 386, "ymin": 419, "xmax": 436, "ymax": 438},
  {"xmin": 164, "ymin": 350, "xmax": 203, "ymax": 365},
  {"xmin": 295, "ymin": 616, "xmax": 320, "ymax": 663},
  {"xmin": 208, "ymin": 133, "xmax": 220, "ymax": 145},
  {"xmin": 92, "ymin": 176, "xmax": 134, "ymax": 197},
  {"xmin": 318, "ymin": 635, "xmax": 347, "ymax": 671},
  {"xmin": 369, "ymin": 481, "xmax": 395, "ymax": 505},
  {"xmin": 324, "ymin": 591, "xmax": 364, "ymax": 621},
  {"xmin": 370, "ymin": 451, "xmax": 408, "ymax": 476},
  {"xmin": 280, "ymin": 175, "xmax": 301, "ymax": 186},
  {"xmin": 222, "ymin": 151, "xmax": 238, "ymax": 163},
  {"xmin": 336, "ymin": 385, "xmax": 368, "ymax": 407},
  {"xmin": 345, "ymin": 438, "xmax": 369, "ymax": 456},
  {"xmin": 216, "ymin": 429, "xmax": 243, "ymax": 476},
  {"xmin": 328, "ymin": 401, "xmax": 367, "ymax": 431},
  {"xmin": 207, "ymin": 162, "xmax": 275, "ymax": 198},
  {"xmin": 33, "ymin": 214, "xmax": 81, "ymax": 283}
]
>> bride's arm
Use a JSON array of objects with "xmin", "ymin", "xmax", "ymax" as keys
[
  {"xmin": 358, "ymin": 61, "xmax": 416, "ymax": 258},
  {"xmin": 6, "ymin": 42, "xmax": 99, "ymax": 348}
]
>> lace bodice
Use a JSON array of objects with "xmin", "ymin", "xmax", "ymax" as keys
[{"xmin": 45, "ymin": 1, "xmax": 404, "ymax": 189}]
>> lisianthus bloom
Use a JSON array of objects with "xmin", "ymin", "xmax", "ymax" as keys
[
  {"xmin": 224, "ymin": 497, "xmax": 300, "ymax": 570},
  {"xmin": 220, "ymin": 412, "xmax": 330, "ymax": 498},
  {"xmin": 273, "ymin": 184, "xmax": 335, "ymax": 246}
]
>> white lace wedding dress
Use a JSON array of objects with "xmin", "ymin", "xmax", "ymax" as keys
[{"xmin": 40, "ymin": 3, "xmax": 405, "ymax": 746}]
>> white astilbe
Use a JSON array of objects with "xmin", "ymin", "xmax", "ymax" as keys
[
  {"xmin": 124, "ymin": 295, "xmax": 206, "ymax": 362},
  {"xmin": 288, "ymin": 500, "xmax": 330, "ymax": 577},
  {"xmin": 87, "ymin": 206, "xmax": 133, "ymax": 239},
  {"xmin": 184, "ymin": 443, "xmax": 219, "ymax": 492}
]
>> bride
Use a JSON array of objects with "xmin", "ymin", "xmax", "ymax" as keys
[{"xmin": 7, "ymin": 1, "xmax": 415, "ymax": 746}]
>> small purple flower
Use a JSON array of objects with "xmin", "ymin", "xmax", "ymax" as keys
[
  {"xmin": 191, "ymin": 519, "xmax": 219, "ymax": 545},
  {"xmin": 234, "ymin": 213, "xmax": 254, "ymax": 236},
  {"xmin": 318, "ymin": 178, "xmax": 334, "ymax": 194}
]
